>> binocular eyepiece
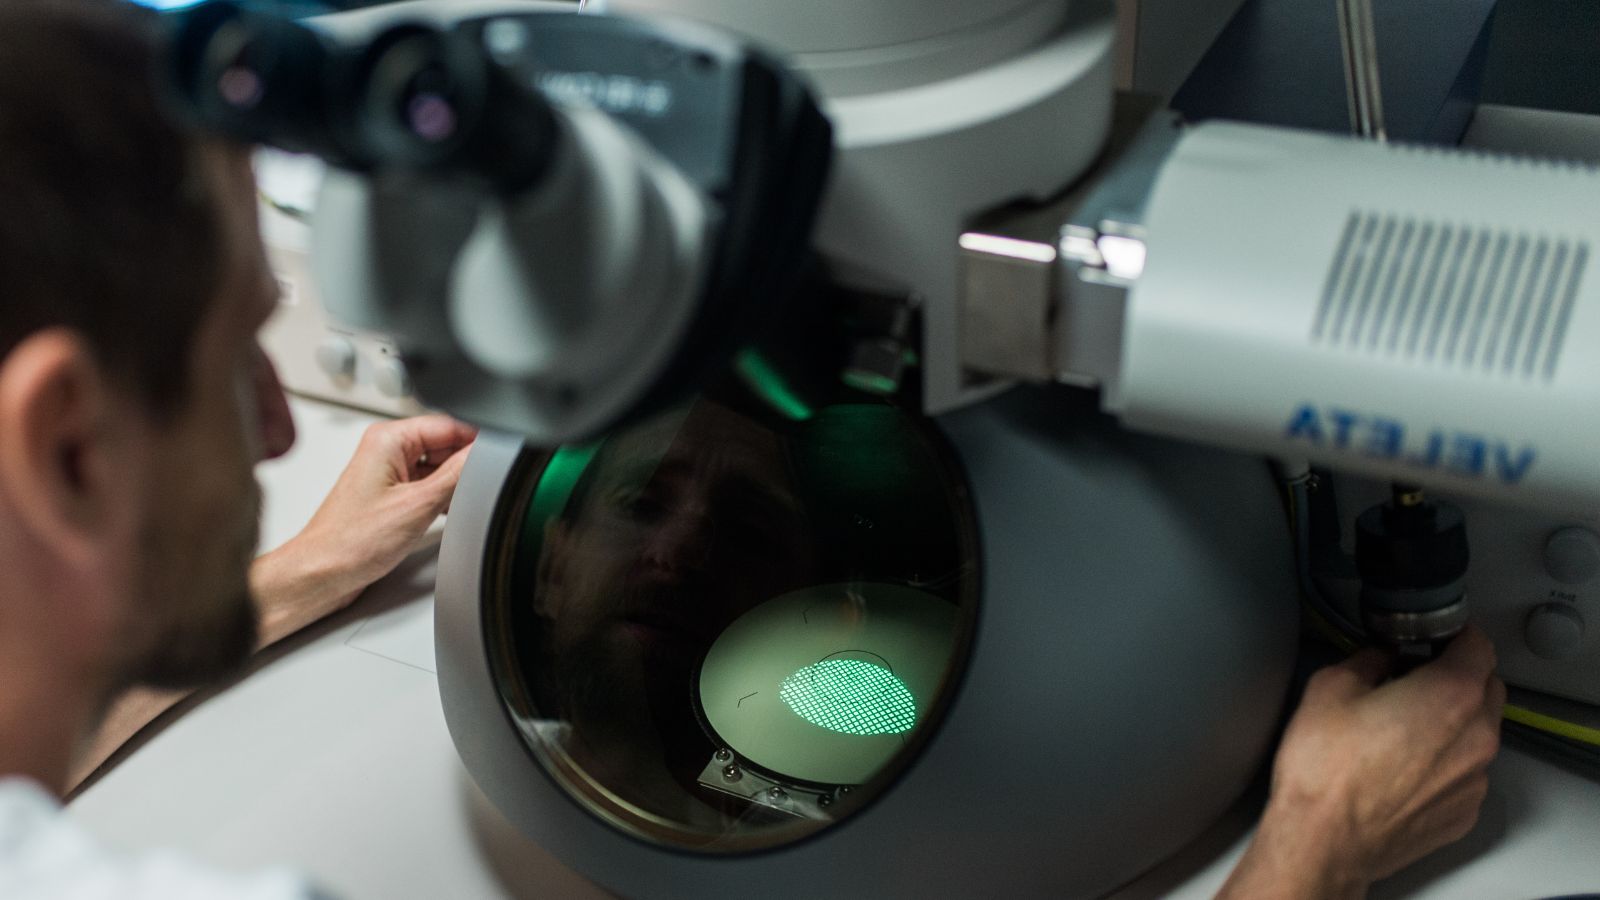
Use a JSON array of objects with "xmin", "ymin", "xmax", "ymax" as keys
[{"xmin": 168, "ymin": 1, "xmax": 559, "ymax": 191}]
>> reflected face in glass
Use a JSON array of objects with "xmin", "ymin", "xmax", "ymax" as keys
[
  {"xmin": 499, "ymin": 391, "xmax": 980, "ymax": 848},
  {"xmin": 532, "ymin": 402, "xmax": 816, "ymax": 738}
]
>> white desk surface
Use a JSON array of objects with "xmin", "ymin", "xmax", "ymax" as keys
[{"xmin": 68, "ymin": 397, "xmax": 1600, "ymax": 899}]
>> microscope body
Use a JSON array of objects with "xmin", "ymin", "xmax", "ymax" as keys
[{"xmin": 164, "ymin": 0, "xmax": 1600, "ymax": 895}]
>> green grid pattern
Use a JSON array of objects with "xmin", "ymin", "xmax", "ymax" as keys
[{"xmin": 779, "ymin": 659, "xmax": 916, "ymax": 736}]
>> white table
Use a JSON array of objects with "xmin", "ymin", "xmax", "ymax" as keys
[{"xmin": 69, "ymin": 397, "xmax": 1600, "ymax": 899}]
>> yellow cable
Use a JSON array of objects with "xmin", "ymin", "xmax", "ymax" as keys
[{"xmin": 1504, "ymin": 703, "xmax": 1600, "ymax": 748}]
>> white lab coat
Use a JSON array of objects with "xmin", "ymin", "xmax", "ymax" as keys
[{"xmin": 0, "ymin": 779, "xmax": 320, "ymax": 900}]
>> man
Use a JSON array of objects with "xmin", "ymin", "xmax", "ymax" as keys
[
  {"xmin": 0, "ymin": 1, "xmax": 471, "ymax": 895},
  {"xmin": 0, "ymin": 1, "xmax": 1502, "ymax": 898}
]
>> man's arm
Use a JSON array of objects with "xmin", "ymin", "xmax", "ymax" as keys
[
  {"xmin": 69, "ymin": 415, "xmax": 477, "ymax": 792},
  {"xmin": 1218, "ymin": 626, "xmax": 1506, "ymax": 899}
]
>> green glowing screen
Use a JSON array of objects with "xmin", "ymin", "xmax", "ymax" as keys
[{"xmin": 779, "ymin": 659, "xmax": 916, "ymax": 736}]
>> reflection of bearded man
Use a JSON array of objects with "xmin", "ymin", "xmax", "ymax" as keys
[{"xmin": 532, "ymin": 401, "xmax": 816, "ymax": 817}]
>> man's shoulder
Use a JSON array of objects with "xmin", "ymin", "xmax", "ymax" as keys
[{"xmin": 0, "ymin": 778, "xmax": 324, "ymax": 900}]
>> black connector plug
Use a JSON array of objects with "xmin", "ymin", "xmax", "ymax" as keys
[{"xmin": 1355, "ymin": 484, "xmax": 1470, "ymax": 661}]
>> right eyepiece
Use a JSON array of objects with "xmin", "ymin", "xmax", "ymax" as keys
[{"xmin": 350, "ymin": 23, "xmax": 560, "ymax": 192}]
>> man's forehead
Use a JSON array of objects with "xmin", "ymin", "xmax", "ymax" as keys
[
  {"xmin": 592, "ymin": 418, "xmax": 804, "ymax": 519},
  {"xmin": 605, "ymin": 405, "xmax": 786, "ymax": 476},
  {"xmin": 195, "ymin": 141, "xmax": 276, "ymax": 316}
]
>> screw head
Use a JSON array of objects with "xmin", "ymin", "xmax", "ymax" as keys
[{"xmin": 721, "ymin": 764, "xmax": 742, "ymax": 782}]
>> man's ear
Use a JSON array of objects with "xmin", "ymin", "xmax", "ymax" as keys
[{"xmin": 0, "ymin": 329, "xmax": 131, "ymax": 567}]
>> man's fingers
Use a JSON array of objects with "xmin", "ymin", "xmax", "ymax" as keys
[
  {"xmin": 1340, "ymin": 647, "xmax": 1393, "ymax": 687},
  {"xmin": 428, "ymin": 440, "xmax": 472, "ymax": 485},
  {"xmin": 1408, "ymin": 774, "xmax": 1490, "ymax": 864},
  {"xmin": 413, "ymin": 441, "xmax": 473, "ymax": 516},
  {"xmin": 1436, "ymin": 624, "xmax": 1498, "ymax": 678},
  {"xmin": 364, "ymin": 415, "xmax": 478, "ymax": 480},
  {"xmin": 1390, "ymin": 627, "xmax": 1503, "ymax": 734},
  {"xmin": 1306, "ymin": 648, "xmax": 1392, "ymax": 704},
  {"xmin": 1484, "ymin": 674, "xmax": 1507, "ymax": 728},
  {"xmin": 372, "ymin": 415, "xmax": 478, "ymax": 463},
  {"xmin": 408, "ymin": 441, "xmax": 475, "ymax": 481},
  {"xmin": 1442, "ymin": 702, "xmax": 1503, "ymax": 772}
]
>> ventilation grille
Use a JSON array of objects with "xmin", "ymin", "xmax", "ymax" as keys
[{"xmin": 1311, "ymin": 211, "xmax": 1589, "ymax": 381}]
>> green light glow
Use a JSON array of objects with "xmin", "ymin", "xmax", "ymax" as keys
[
  {"xmin": 531, "ymin": 444, "xmax": 600, "ymax": 525},
  {"xmin": 779, "ymin": 659, "xmax": 916, "ymax": 736},
  {"xmin": 841, "ymin": 369, "xmax": 899, "ymax": 396},
  {"xmin": 735, "ymin": 349, "xmax": 814, "ymax": 422},
  {"xmin": 516, "ymin": 443, "xmax": 601, "ymax": 569}
]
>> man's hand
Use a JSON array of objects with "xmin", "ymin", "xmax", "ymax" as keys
[
  {"xmin": 1218, "ymin": 625, "xmax": 1506, "ymax": 900},
  {"xmin": 252, "ymin": 415, "xmax": 477, "ymax": 645}
]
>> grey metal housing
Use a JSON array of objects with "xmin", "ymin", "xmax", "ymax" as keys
[{"xmin": 435, "ymin": 387, "xmax": 1299, "ymax": 898}]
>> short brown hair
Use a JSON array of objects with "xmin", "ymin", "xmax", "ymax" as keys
[{"xmin": 0, "ymin": 0, "xmax": 223, "ymax": 415}]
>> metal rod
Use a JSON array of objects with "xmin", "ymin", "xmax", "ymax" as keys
[{"xmin": 1336, "ymin": 0, "xmax": 1388, "ymax": 141}]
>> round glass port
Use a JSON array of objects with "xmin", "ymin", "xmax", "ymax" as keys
[{"xmin": 483, "ymin": 388, "xmax": 979, "ymax": 852}]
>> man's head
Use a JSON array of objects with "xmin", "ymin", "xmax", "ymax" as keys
[
  {"xmin": 533, "ymin": 401, "xmax": 816, "ymax": 729},
  {"xmin": 0, "ymin": 0, "xmax": 294, "ymax": 696}
]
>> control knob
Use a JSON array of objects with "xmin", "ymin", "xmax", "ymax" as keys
[
  {"xmin": 1524, "ymin": 603, "xmax": 1585, "ymax": 661},
  {"xmin": 374, "ymin": 357, "xmax": 413, "ymax": 399},
  {"xmin": 1543, "ymin": 527, "xmax": 1600, "ymax": 585},
  {"xmin": 315, "ymin": 336, "xmax": 357, "ymax": 381}
]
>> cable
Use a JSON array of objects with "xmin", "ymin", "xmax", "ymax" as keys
[
  {"xmin": 1504, "ymin": 704, "xmax": 1600, "ymax": 749},
  {"xmin": 1284, "ymin": 473, "xmax": 1362, "ymax": 639},
  {"xmin": 1504, "ymin": 720, "xmax": 1600, "ymax": 770}
]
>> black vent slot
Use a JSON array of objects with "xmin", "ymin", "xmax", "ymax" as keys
[{"xmin": 1312, "ymin": 211, "xmax": 1588, "ymax": 380}]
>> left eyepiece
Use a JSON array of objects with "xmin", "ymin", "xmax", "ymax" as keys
[{"xmin": 168, "ymin": 1, "xmax": 368, "ymax": 166}]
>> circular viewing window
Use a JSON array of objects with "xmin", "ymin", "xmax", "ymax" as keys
[{"xmin": 483, "ymin": 386, "xmax": 980, "ymax": 852}]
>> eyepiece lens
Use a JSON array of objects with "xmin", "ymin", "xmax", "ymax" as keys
[
  {"xmin": 399, "ymin": 64, "xmax": 459, "ymax": 142},
  {"xmin": 406, "ymin": 90, "xmax": 458, "ymax": 143},
  {"xmin": 218, "ymin": 62, "xmax": 264, "ymax": 109},
  {"xmin": 200, "ymin": 20, "xmax": 273, "ymax": 112}
]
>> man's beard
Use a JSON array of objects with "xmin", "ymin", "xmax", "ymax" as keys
[
  {"xmin": 120, "ymin": 486, "xmax": 262, "ymax": 691},
  {"xmin": 540, "ymin": 617, "xmax": 709, "ymax": 759},
  {"xmin": 124, "ymin": 582, "xmax": 258, "ymax": 690}
]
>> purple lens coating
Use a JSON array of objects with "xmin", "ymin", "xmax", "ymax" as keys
[
  {"xmin": 219, "ymin": 66, "xmax": 264, "ymax": 109},
  {"xmin": 407, "ymin": 93, "xmax": 457, "ymax": 142}
]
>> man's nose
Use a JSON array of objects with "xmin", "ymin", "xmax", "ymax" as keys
[
  {"xmin": 254, "ymin": 344, "xmax": 296, "ymax": 461},
  {"xmin": 641, "ymin": 507, "xmax": 714, "ymax": 580}
]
